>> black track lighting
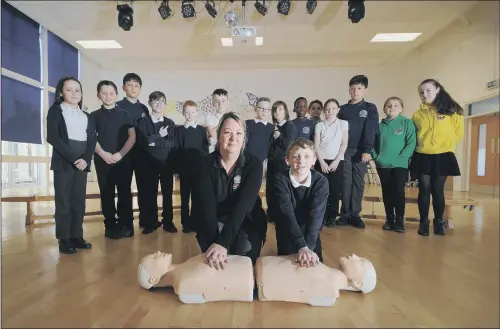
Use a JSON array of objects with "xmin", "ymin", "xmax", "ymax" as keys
[
  {"xmin": 277, "ymin": 0, "xmax": 290, "ymax": 15},
  {"xmin": 306, "ymin": 0, "xmax": 317, "ymax": 15},
  {"xmin": 348, "ymin": 0, "xmax": 365, "ymax": 23},
  {"xmin": 181, "ymin": 0, "xmax": 196, "ymax": 19},
  {"xmin": 205, "ymin": 0, "xmax": 218, "ymax": 18},
  {"xmin": 117, "ymin": 4, "xmax": 134, "ymax": 31},
  {"xmin": 255, "ymin": 0, "xmax": 267, "ymax": 16},
  {"xmin": 158, "ymin": 0, "xmax": 172, "ymax": 20}
]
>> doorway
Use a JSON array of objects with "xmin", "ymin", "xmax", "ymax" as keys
[{"xmin": 469, "ymin": 112, "xmax": 500, "ymax": 196}]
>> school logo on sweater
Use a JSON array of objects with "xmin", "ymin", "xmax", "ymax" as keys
[
  {"xmin": 302, "ymin": 127, "xmax": 310, "ymax": 134},
  {"xmin": 394, "ymin": 128, "xmax": 403, "ymax": 135},
  {"xmin": 359, "ymin": 110, "xmax": 368, "ymax": 118},
  {"xmin": 437, "ymin": 115, "xmax": 446, "ymax": 120},
  {"xmin": 233, "ymin": 175, "xmax": 241, "ymax": 190}
]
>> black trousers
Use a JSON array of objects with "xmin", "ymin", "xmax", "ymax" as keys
[
  {"xmin": 141, "ymin": 160, "xmax": 174, "ymax": 228},
  {"xmin": 179, "ymin": 171, "xmax": 195, "ymax": 228},
  {"xmin": 315, "ymin": 159, "xmax": 343, "ymax": 219},
  {"xmin": 277, "ymin": 235, "xmax": 323, "ymax": 263},
  {"xmin": 94, "ymin": 157, "xmax": 134, "ymax": 230},
  {"xmin": 377, "ymin": 167, "xmax": 408, "ymax": 217},
  {"xmin": 131, "ymin": 150, "xmax": 147, "ymax": 227},
  {"xmin": 417, "ymin": 174, "xmax": 447, "ymax": 219},
  {"xmin": 265, "ymin": 156, "xmax": 288, "ymax": 219},
  {"xmin": 341, "ymin": 148, "xmax": 368, "ymax": 218},
  {"xmin": 196, "ymin": 219, "xmax": 264, "ymax": 265}
]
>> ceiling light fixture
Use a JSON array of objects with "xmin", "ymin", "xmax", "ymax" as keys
[
  {"xmin": 254, "ymin": 0, "xmax": 267, "ymax": 16},
  {"xmin": 255, "ymin": 37, "xmax": 264, "ymax": 46},
  {"xmin": 158, "ymin": 0, "xmax": 172, "ymax": 19},
  {"xmin": 224, "ymin": 9, "xmax": 239, "ymax": 27},
  {"xmin": 205, "ymin": 0, "xmax": 218, "ymax": 18},
  {"xmin": 221, "ymin": 37, "xmax": 233, "ymax": 47},
  {"xmin": 117, "ymin": 3, "xmax": 134, "ymax": 31},
  {"xmin": 306, "ymin": 0, "xmax": 317, "ymax": 14},
  {"xmin": 76, "ymin": 40, "xmax": 123, "ymax": 49},
  {"xmin": 348, "ymin": 0, "xmax": 364, "ymax": 23},
  {"xmin": 370, "ymin": 33, "xmax": 422, "ymax": 42},
  {"xmin": 181, "ymin": 0, "xmax": 195, "ymax": 19},
  {"xmin": 277, "ymin": 0, "xmax": 290, "ymax": 15}
]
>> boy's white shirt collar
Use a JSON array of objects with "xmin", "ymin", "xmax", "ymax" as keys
[
  {"xmin": 254, "ymin": 118, "xmax": 268, "ymax": 125},
  {"xmin": 184, "ymin": 122, "xmax": 198, "ymax": 128},
  {"xmin": 289, "ymin": 169, "xmax": 312, "ymax": 188},
  {"xmin": 151, "ymin": 114, "xmax": 164, "ymax": 123},
  {"xmin": 277, "ymin": 119, "xmax": 286, "ymax": 126}
]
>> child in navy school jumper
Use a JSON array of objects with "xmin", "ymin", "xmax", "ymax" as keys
[
  {"xmin": 337, "ymin": 75, "xmax": 379, "ymax": 229},
  {"xmin": 244, "ymin": 97, "xmax": 275, "ymax": 163},
  {"xmin": 174, "ymin": 100, "xmax": 209, "ymax": 233},
  {"xmin": 136, "ymin": 91, "xmax": 177, "ymax": 235},
  {"xmin": 291, "ymin": 97, "xmax": 314, "ymax": 141},
  {"xmin": 271, "ymin": 138, "xmax": 329, "ymax": 266}
]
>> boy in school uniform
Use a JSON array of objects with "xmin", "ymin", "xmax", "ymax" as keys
[
  {"xmin": 291, "ymin": 97, "xmax": 315, "ymax": 141},
  {"xmin": 271, "ymin": 138, "xmax": 329, "ymax": 266},
  {"xmin": 136, "ymin": 91, "xmax": 177, "ymax": 234},
  {"xmin": 337, "ymin": 75, "xmax": 379, "ymax": 229},
  {"xmin": 90, "ymin": 80, "xmax": 136, "ymax": 239},
  {"xmin": 116, "ymin": 73, "xmax": 150, "ymax": 229},
  {"xmin": 244, "ymin": 97, "xmax": 275, "ymax": 163},
  {"xmin": 205, "ymin": 89, "xmax": 229, "ymax": 153},
  {"xmin": 174, "ymin": 100, "xmax": 209, "ymax": 233}
]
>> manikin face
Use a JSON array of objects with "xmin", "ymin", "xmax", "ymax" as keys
[
  {"xmin": 98, "ymin": 85, "xmax": 117, "ymax": 107},
  {"xmin": 324, "ymin": 101, "xmax": 340, "ymax": 120},
  {"xmin": 384, "ymin": 99, "xmax": 403, "ymax": 119},
  {"xmin": 286, "ymin": 147, "xmax": 316, "ymax": 176},
  {"xmin": 349, "ymin": 83, "xmax": 366, "ymax": 103},
  {"xmin": 219, "ymin": 118, "xmax": 245, "ymax": 154},
  {"xmin": 212, "ymin": 94, "xmax": 229, "ymax": 114},
  {"xmin": 419, "ymin": 82, "xmax": 440, "ymax": 105},
  {"xmin": 309, "ymin": 102, "xmax": 323, "ymax": 118},
  {"xmin": 339, "ymin": 254, "xmax": 367, "ymax": 287},
  {"xmin": 149, "ymin": 98, "xmax": 166, "ymax": 114},
  {"xmin": 141, "ymin": 251, "xmax": 173, "ymax": 279},
  {"xmin": 255, "ymin": 100, "xmax": 271, "ymax": 121},
  {"xmin": 123, "ymin": 79, "xmax": 141, "ymax": 99},
  {"xmin": 183, "ymin": 105, "xmax": 198, "ymax": 122},
  {"xmin": 61, "ymin": 79, "xmax": 82, "ymax": 107},
  {"xmin": 295, "ymin": 99, "xmax": 308, "ymax": 118},
  {"xmin": 273, "ymin": 105, "xmax": 286, "ymax": 123}
]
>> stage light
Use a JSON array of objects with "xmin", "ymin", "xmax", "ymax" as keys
[
  {"xmin": 117, "ymin": 4, "xmax": 134, "ymax": 31},
  {"xmin": 158, "ymin": 0, "xmax": 172, "ymax": 19},
  {"xmin": 254, "ymin": 0, "xmax": 267, "ymax": 16},
  {"xmin": 224, "ymin": 9, "xmax": 239, "ymax": 27},
  {"xmin": 277, "ymin": 0, "xmax": 290, "ymax": 15},
  {"xmin": 348, "ymin": 0, "xmax": 365, "ymax": 23},
  {"xmin": 181, "ymin": 0, "xmax": 195, "ymax": 19},
  {"xmin": 306, "ymin": 0, "xmax": 317, "ymax": 15},
  {"xmin": 205, "ymin": 0, "xmax": 218, "ymax": 18}
]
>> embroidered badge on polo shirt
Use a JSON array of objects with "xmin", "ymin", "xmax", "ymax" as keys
[
  {"xmin": 394, "ymin": 128, "xmax": 403, "ymax": 135},
  {"xmin": 302, "ymin": 127, "xmax": 310, "ymax": 134},
  {"xmin": 233, "ymin": 175, "xmax": 241, "ymax": 190},
  {"xmin": 359, "ymin": 110, "xmax": 368, "ymax": 118},
  {"xmin": 437, "ymin": 115, "xmax": 446, "ymax": 120}
]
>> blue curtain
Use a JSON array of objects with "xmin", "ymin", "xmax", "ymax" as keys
[
  {"xmin": 48, "ymin": 31, "xmax": 79, "ymax": 87},
  {"xmin": 1, "ymin": 76, "xmax": 42, "ymax": 144},
  {"xmin": 1, "ymin": 0, "xmax": 41, "ymax": 81}
]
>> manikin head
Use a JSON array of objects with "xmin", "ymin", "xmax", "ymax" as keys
[
  {"xmin": 137, "ymin": 251, "xmax": 173, "ymax": 289},
  {"xmin": 339, "ymin": 254, "xmax": 377, "ymax": 293}
]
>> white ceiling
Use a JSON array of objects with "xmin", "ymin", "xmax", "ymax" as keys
[{"xmin": 9, "ymin": 0, "xmax": 479, "ymax": 70}]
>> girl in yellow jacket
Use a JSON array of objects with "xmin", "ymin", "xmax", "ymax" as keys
[{"xmin": 411, "ymin": 79, "xmax": 464, "ymax": 237}]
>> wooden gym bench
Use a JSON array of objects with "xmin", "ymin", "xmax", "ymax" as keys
[{"xmin": 2, "ymin": 190, "xmax": 478, "ymax": 229}]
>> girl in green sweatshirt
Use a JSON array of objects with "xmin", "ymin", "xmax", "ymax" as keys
[{"xmin": 372, "ymin": 97, "xmax": 416, "ymax": 233}]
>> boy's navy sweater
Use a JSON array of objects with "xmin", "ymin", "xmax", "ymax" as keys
[
  {"xmin": 269, "ymin": 121, "xmax": 297, "ymax": 159},
  {"xmin": 137, "ymin": 115, "xmax": 175, "ymax": 164},
  {"xmin": 244, "ymin": 120, "xmax": 274, "ymax": 162},
  {"xmin": 174, "ymin": 125, "xmax": 209, "ymax": 173},
  {"xmin": 291, "ymin": 117, "xmax": 314, "ymax": 141},
  {"xmin": 272, "ymin": 169, "xmax": 329, "ymax": 253},
  {"xmin": 116, "ymin": 98, "xmax": 149, "ymax": 127},
  {"xmin": 338, "ymin": 100, "xmax": 379, "ymax": 153}
]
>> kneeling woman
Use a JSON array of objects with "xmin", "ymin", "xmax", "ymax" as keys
[{"xmin": 192, "ymin": 112, "xmax": 267, "ymax": 269}]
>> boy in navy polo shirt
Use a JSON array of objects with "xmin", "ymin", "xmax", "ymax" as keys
[
  {"xmin": 244, "ymin": 97, "xmax": 274, "ymax": 163},
  {"xmin": 116, "ymin": 73, "xmax": 150, "ymax": 229},
  {"xmin": 337, "ymin": 75, "xmax": 379, "ymax": 229},
  {"xmin": 291, "ymin": 97, "xmax": 314, "ymax": 141}
]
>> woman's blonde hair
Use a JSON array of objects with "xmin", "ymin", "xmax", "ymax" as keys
[{"xmin": 216, "ymin": 111, "xmax": 247, "ymax": 152}]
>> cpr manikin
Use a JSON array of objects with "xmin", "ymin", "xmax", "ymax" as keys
[
  {"xmin": 137, "ymin": 251, "xmax": 254, "ymax": 303},
  {"xmin": 255, "ymin": 254, "xmax": 377, "ymax": 307}
]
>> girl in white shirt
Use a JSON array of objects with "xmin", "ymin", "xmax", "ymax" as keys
[{"xmin": 314, "ymin": 99, "xmax": 349, "ymax": 227}]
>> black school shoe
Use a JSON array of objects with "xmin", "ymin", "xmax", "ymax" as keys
[
  {"xmin": 349, "ymin": 216, "xmax": 365, "ymax": 229},
  {"xmin": 433, "ymin": 218, "xmax": 446, "ymax": 236},
  {"xmin": 71, "ymin": 237, "xmax": 92, "ymax": 249},
  {"xmin": 142, "ymin": 226, "xmax": 158, "ymax": 235},
  {"xmin": 163, "ymin": 222, "xmax": 178, "ymax": 233},
  {"xmin": 382, "ymin": 214, "xmax": 395, "ymax": 231},
  {"xmin": 58, "ymin": 239, "xmax": 76, "ymax": 254},
  {"xmin": 418, "ymin": 219, "xmax": 430, "ymax": 236}
]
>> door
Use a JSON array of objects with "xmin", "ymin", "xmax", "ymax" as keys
[{"xmin": 469, "ymin": 112, "xmax": 500, "ymax": 196}]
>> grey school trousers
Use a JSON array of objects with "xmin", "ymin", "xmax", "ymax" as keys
[{"xmin": 340, "ymin": 148, "xmax": 368, "ymax": 218}]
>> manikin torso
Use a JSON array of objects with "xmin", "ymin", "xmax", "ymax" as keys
[
  {"xmin": 255, "ymin": 256, "xmax": 350, "ymax": 307},
  {"xmin": 150, "ymin": 254, "xmax": 254, "ymax": 304}
]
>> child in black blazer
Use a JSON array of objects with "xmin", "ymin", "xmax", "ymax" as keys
[{"xmin": 46, "ymin": 76, "xmax": 96, "ymax": 255}]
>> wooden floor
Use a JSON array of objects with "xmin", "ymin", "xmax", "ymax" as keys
[{"xmin": 1, "ymin": 182, "xmax": 499, "ymax": 328}]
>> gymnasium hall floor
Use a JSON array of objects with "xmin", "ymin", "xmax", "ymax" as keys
[{"xmin": 1, "ymin": 182, "xmax": 499, "ymax": 328}]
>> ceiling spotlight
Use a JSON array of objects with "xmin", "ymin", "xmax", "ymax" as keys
[
  {"xmin": 348, "ymin": 0, "xmax": 365, "ymax": 23},
  {"xmin": 306, "ymin": 0, "xmax": 317, "ymax": 14},
  {"xmin": 181, "ymin": 0, "xmax": 195, "ymax": 19},
  {"xmin": 224, "ymin": 9, "xmax": 239, "ymax": 27},
  {"xmin": 158, "ymin": 0, "xmax": 172, "ymax": 19},
  {"xmin": 277, "ymin": 0, "xmax": 290, "ymax": 15},
  {"xmin": 254, "ymin": 0, "xmax": 267, "ymax": 16},
  {"xmin": 117, "ymin": 4, "xmax": 134, "ymax": 31},
  {"xmin": 205, "ymin": 0, "xmax": 218, "ymax": 18}
]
